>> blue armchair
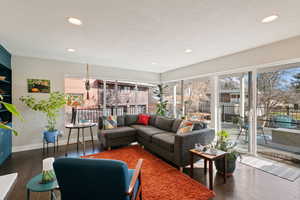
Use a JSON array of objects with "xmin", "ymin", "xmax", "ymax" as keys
[{"xmin": 53, "ymin": 157, "xmax": 143, "ymax": 200}]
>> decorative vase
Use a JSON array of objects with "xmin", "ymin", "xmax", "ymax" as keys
[
  {"xmin": 43, "ymin": 130, "xmax": 59, "ymax": 143},
  {"xmin": 214, "ymin": 157, "xmax": 237, "ymax": 176},
  {"xmin": 41, "ymin": 157, "xmax": 56, "ymax": 184}
]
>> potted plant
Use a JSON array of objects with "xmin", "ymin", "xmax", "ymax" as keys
[
  {"xmin": 214, "ymin": 130, "xmax": 241, "ymax": 176},
  {"xmin": 20, "ymin": 92, "xmax": 66, "ymax": 143},
  {"xmin": 153, "ymin": 84, "xmax": 168, "ymax": 116}
]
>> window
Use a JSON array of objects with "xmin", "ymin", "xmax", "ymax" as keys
[
  {"xmin": 64, "ymin": 78, "xmax": 157, "ymax": 122},
  {"xmin": 183, "ymin": 78, "xmax": 211, "ymax": 122}
]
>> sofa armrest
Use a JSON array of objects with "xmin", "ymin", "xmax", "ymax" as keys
[{"xmin": 174, "ymin": 129, "xmax": 215, "ymax": 167}]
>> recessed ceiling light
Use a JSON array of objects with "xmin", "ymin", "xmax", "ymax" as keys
[
  {"xmin": 67, "ymin": 48, "xmax": 76, "ymax": 52},
  {"xmin": 185, "ymin": 49, "xmax": 192, "ymax": 53},
  {"xmin": 151, "ymin": 62, "xmax": 157, "ymax": 65},
  {"xmin": 261, "ymin": 15, "xmax": 279, "ymax": 23},
  {"xmin": 67, "ymin": 17, "xmax": 82, "ymax": 26}
]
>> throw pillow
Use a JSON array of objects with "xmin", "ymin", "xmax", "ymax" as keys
[
  {"xmin": 137, "ymin": 114, "xmax": 150, "ymax": 126},
  {"xmin": 176, "ymin": 120, "xmax": 194, "ymax": 135},
  {"xmin": 103, "ymin": 115, "xmax": 117, "ymax": 130}
]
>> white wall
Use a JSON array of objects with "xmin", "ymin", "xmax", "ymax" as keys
[
  {"xmin": 161, "ymin": 36, "xmax": 300, "ymax": 82},
  {"xmin": 12, "ymin": 55, "xmax": 159, "ymax": 152}
]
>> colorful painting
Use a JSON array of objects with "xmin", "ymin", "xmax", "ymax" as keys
[
  {"xmin": 66, "ymin": 93, "xmax": 84, "ymax": 107},
  {"xmin": 27, "ymin": 79, "xmax": 51, "ymax": 93}
]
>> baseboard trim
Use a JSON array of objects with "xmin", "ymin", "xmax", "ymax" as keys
[{"xmin": 12, "ymin": 136, "xmax": 94, "ymax": 153}]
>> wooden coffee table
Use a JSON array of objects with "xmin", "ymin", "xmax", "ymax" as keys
[{"xmin": 189, "ymin": 149, "xmax": 227, "ymax": 190}]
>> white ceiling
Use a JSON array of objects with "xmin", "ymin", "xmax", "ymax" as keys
[{"xmin": 1, "ymin": 0, "xmax": 300, "ymax": 73}]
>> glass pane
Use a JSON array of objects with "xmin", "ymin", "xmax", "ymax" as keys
[
  {"xmin": 219, "ymin": 73, "xmax": 249, "ymax": 153},
  {"xmin": 136, "ymin": 83, "xmax": 157, "ymax": 114},
  {"xmin": 147, "ymin": 85, "xmax": 158, "ymax": 114},
  {"xmin": 183, "ymin": 78, "xmax": 211, "ymax": 125},
  {"xmin": 256, "ymin": 66, "xmax": 300, "ymax": 162},
  {"xmin": 64, "ymin": 78, "xmax": 104, "ymax": 123},
  {"xmin": 164, "ymin": 81, "xmax": 182, "ymax": 118}
]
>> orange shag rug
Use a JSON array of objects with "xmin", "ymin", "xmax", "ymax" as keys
[{"xmin": 82, "ymin": 145, "xmax": 215, "ymax": 200}]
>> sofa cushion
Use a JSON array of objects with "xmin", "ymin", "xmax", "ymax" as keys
[
  {"xmin": 131, "ymin": 125, "xmax": 164, "ymax": 141},
  {"xmin": 103, "ymin": 115, "xmax": 118, "ymax": 130},
  {"xmin": 171, "ymin": 119, "xmax": 182, "ymax": 133},
  {"xmin": 176, "ymin": 120, "xmax": 194, "ymax": 135},
  {"xmin": 117, "ymin": 116, "xmax": 125, "ymax": 127},
  {"xmin": 100, "ymin": 127, "xmax": 136, "ymax": 139},
  {"xmin": 125, "ymin": 115, "xmax": 139, "ymax": 126},
  {"xmin": 155, "ymin": 116, "xmax": 174, "ymax": 132},
  {"xmin": 137, "ymin": 114, "xmax": 150, "ymax": 126},
  {"xmin": 192, "ymin": 122, "xmax": 207, "ymax": 130},
  {"xmin": 152, "ymin": 132, "xmax": 175, "ymax": 152},
  {"xmin": 149, "ymin": 115, "xmax": 157, "ymax": 126}
]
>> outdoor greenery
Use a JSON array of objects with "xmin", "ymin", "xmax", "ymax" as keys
[
  {"xmin": 215, "ymin": 130, "xmax": 241, "ymax": 161},
  {"xmin": 20, "ymin": 92, "xmax": 66, "ymax": 132},
  {"xmin": 0, "ymin": 95, "xmax": 23, "ymax": 135},
  {"xmin": 153, "ymin": 84, "xmax": 168, "ymax": 116}
]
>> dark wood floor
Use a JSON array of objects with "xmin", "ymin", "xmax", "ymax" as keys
[{"xmin": 1, "ymin": 142, "xmax": 299, "ymax": 200}]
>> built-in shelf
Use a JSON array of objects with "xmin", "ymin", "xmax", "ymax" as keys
[
  {"xmin": 0, "ymin": 44, "xmax": 12, "ymax": 166},
  {"xmin": 0, "ymin": 80, "xmax": 10, "ymax": 84}
]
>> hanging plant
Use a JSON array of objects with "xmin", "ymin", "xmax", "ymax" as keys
[{"xmin": 85, "ymin": 64, "xmax": 91, "ymax": 100}]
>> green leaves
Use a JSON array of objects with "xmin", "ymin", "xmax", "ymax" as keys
[
  {"xmin": 0, "ymin": 122, "xmax": 18, "ymax": 136},
  {"xmin": 20, "ymin": 92, "xmax": 66, "ymax": 131},
  {"xmin": 0, "ymin": 95, "xmax": 23, "ymax": 135},
  {"xmin": 215, "ymin": 130, "xmax": 241, "ymax": 161},
  {"xmin": 153, "ymin": 84, "xmax": 168, "ymax": 116},
  {"xmin": 1, "ymin": 101, "xmax": 24, "ymax": 121}
]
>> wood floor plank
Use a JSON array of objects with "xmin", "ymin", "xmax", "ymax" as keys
[{"xmin": 0, "ymin": 143, "xmax": 299, "ymax": 200}]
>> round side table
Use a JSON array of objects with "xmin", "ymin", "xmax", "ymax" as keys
[
  {"xmin": 26, "ymin": 173, "xmax": 59, "ymax": 200},
  {"xmin": 65, "ymin": 122, "xmax": 97, "ymax": 156}
]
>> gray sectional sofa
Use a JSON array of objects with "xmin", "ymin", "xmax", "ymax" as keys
[{"xmin": 98, "ymin": 114, "xmax": 215, "ymax": 169}]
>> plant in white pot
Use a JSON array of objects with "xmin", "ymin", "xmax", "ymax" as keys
[{"xmin": 20, "ymin": 92, "xmax": 66, "ymax": 143}]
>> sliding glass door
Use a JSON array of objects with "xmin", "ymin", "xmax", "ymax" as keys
[
  {"xmin": 218, "ymin": 73, "xmax": 250, "ymax": 153},
  {"xmin": 256, "ymin": 65, "xmax": 300, "ymax": 161}
]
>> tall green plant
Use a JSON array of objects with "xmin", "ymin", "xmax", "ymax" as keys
[
  {"xmin": 20, "ymin": 92, "xmax": 66, "ymax": 132},
  {"xmin": 215, "ymin": 130, "xmax": 241, "ymax": 161},
  {"xmin": 0, "ymin": 95, "xmax": 23, "ymax": 135},
  {"xmin": 153, "ymin": 84, "xmax": 168, "ymax": 116}
]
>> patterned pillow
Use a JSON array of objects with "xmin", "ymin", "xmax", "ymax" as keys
[
  {"xmin": 176, "ymin": 120, "xmax": 194, "ymax": 135},
  {"xmin": 103, "ymin": 115, "xmax": 117, "ymax": 130}
]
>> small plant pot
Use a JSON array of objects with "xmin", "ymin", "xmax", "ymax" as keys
[
  {"xmin": 215, "ymin": 157, "xmax": 237, "ymax": 176},
  {"xmin": 43, "ymin": 130, "xmax": 59, "ymax": 143}
]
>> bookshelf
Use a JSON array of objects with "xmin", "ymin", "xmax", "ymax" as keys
[{"xmin": 0, "ymin": 44, "xmax": 12, "ymax": 165}]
